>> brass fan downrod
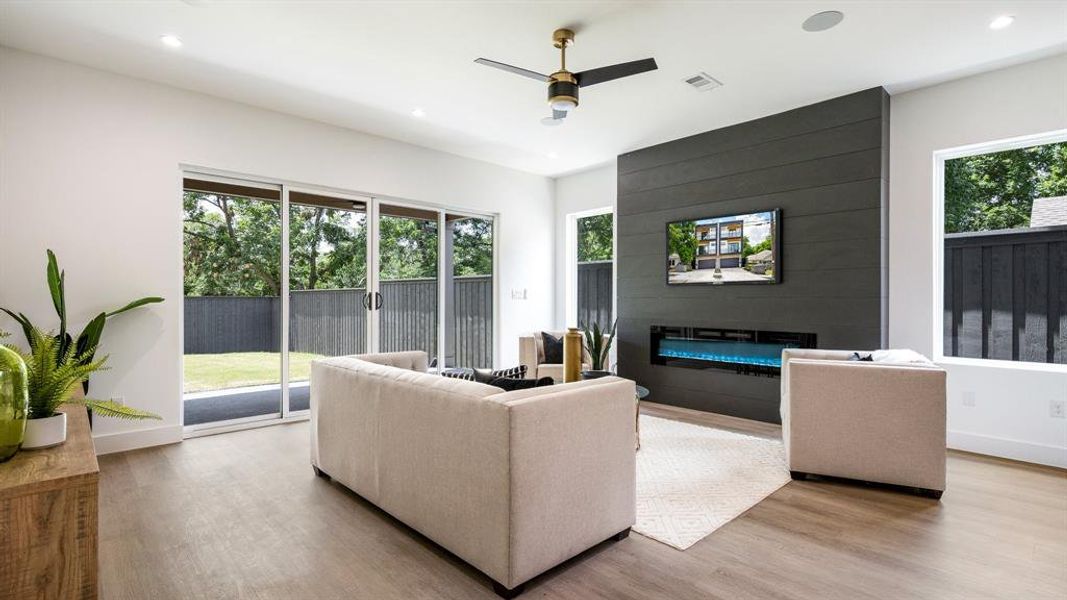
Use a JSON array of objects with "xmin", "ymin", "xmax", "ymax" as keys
[{"xmin": 549, "ymin": 28, "xmax": 578, "ymax": 110}]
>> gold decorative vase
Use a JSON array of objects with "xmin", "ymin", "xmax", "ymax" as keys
[{"xmin": 563, "ymin": 327, "xmax": 583, "ymax": 383}]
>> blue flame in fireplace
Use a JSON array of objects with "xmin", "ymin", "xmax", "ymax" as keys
[{"xmin": 657, "ymin": 338, "xmax": 789, "ymax": 368}]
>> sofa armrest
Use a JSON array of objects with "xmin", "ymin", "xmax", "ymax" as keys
[
  {"xmin": 519, "ymin": 334, "xmax": 539, "ymax": 379},
  {"xmin": 781, "ymin": 348, "xmax": 858, "ymax": 427},
  {"xmin": 493, "ymin": 377, "xmax": 636, "ymax": 587},
  {"xmin": 785, "ymin": 360, "xmax": 947, "ymax": 490}
]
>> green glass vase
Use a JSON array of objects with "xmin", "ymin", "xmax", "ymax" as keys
[{"xmin": 0, "ymin": 345, "xmax": 29, "ymax": 462}]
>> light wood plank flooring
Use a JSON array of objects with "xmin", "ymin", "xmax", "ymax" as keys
[{"xmin": 98, "ymin": 403, "xmax": 1067, "ymax": 599}]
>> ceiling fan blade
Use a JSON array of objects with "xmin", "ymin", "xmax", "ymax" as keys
[
  {"xmin": 574, "ymin": 58, "xmax": 658, "ymax": 87},
  {"xmin": 474, "ymin": 58, "xmax": 551, "ymax": 82},
  {"xmin": 552, "ymin": 109, "xmax": 569, "ymax": 120}
]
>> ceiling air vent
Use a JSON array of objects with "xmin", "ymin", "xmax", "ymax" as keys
[{"xmin": 684, "ymin": 72, "xmax": 723, "ymax": 92}]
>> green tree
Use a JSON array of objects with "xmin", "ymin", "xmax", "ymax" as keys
[
  {"xmin": 577, "ymin": 213, "xmax": 613, "ymax": 262},
  {"xmin": 185, "ymin": 193, "xmax": 494, "ymax": 295},
  {"xmin": 288, "ymin": 205, "xmax": 367, "ymax": 291},
  {"xmin": 740, "ymin": 235, "xmax": 773, "ymax": 260},
  {"xmin": 945, "ymin": 142, "xmax": 1067, "ymax": 233},
  {"xmin": 452, "ymin": 217, "xmax": 493, "ymax": 276},
  {"xmin": 183, "ymin": 192, "xmax": 283, "ymax": 296},
  {"xmin": 667, "ymin": 221, "xmax": 696, "ymax": 267},
  {"xmin": 378, "ymin": 216, "xmax": 438, "ymax": 281}
]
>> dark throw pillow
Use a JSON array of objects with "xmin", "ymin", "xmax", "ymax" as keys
[
  {"xmin": 488, "ymin": 376, "xmax": 555, "ymax": 392},
  {"xmin": 848, "ymin": 352, "xmax": 874, "ymax": 362},
  {"xmin": 541, "ymin": 332, "xmax": 564, "ymax": 364}
]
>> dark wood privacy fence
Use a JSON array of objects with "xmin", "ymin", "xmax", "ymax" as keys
[
  {"xmin": 944, "ymin": 226, "xmax": 1066, "ymax": 364},
  {"xmin": 577, "ymin": 261, "xmax": 614, "ymax": 330},
  {"xmin": 185, "ymin": 276, "xmax": 493, "ymax": 367}
]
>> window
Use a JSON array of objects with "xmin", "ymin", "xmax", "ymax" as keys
[
  {"xmin": 941, "ymin": 137, "xmax": 1066, "ymax": 364},
  {"xmin": 576, "ymin": 212, "xmax": 614, "ymax": 331}
]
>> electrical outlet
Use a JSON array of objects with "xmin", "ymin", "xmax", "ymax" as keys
[
  {"xmin": 111, "ymin": 396, "xmax": 125, "ymax": 406},
  {"xmin": 962, "ymin": 391, "xmax": 976, "ymax": 407},
  {"xmin": 1051, "ymin": 399, "xmax": 1066, "ymax": 419}
]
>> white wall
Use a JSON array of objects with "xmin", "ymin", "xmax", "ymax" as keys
[
  {"xmin": 0, "ymin": 48, "xmax": 555, "ymax": 453},
  {"xmin": 889, "ymin": 53, "xmax": 1067, "ymax": 467},
  {"xmin": 552, "ymin": 163, "xmax": 616, "ymax": 327}
]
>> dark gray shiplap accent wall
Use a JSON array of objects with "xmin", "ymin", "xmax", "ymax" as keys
[{"xmin": 616, "ymin": 88, "xmax": 889, "ymax": 423}]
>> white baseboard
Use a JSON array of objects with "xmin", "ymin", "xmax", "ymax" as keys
[
  {"xmin": 947, "ymin": 430, "xmax": 1067, "ymax": 468},
  {"xmin": 93, "ymin": 424, "xmax": 183, "ymax": 455}
]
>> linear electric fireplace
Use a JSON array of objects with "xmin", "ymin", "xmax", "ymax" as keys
[{"xmin": 650, "ymin": 325, "xmax": 816, "ymax": 376}]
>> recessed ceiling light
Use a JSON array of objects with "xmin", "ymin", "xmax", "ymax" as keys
[
  {"xmin": 989, "ymin": 15, "xmax": 1015, "ymax": 30},
  {"xmin": 411, "ymin": 107, "xmax": 426, "ymax": 118},
  {"xmin": 802, "ymin": 11, "xmax": 844, "ymax": 32},
  {"xmin": 160, "ymin": 34, "xmax": 183, "ymax": 48},
  {"xmin": 547, "ymin": 152, "xmax": 559, "ymax": 159}
]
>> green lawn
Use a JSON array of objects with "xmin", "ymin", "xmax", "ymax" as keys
[{"xmin": 183, "ymin": 352, "xmax": 323, "ymax": 393}]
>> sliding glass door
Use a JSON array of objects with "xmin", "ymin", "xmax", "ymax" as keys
[
  {"xmin": 182, "ymin": 179, "xmax": 284, "ymax": 427},
  {"xmin": 182, "ymin": 174, "xmax": 495, "ymax": 430},
  {"xmin": 373, "ymin": 203, "xmax": 440, "ymax": 366},
  {"xmin": 287, "ymin": 191, "xmax": 369, "ymax": 413},
  {"xmin": 444, "ymin": 213, "xmax": 495, "ymax": 369}
]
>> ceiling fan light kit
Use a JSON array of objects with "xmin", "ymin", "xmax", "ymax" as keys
[
  {"xmin": 548, "ymin": 29, "xmax": 579, "ymax": 112},
  {"xmin": 475, "ymin": 27, "xmax": 657, "ymax": 125}
]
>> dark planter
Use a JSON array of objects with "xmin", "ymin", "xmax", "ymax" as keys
[{"xmin": 580, "ymin": 370, "xmax": 612, "ymax": 380}]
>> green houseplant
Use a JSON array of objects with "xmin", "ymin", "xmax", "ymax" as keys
[
  {"xmin": 7, "ymin": 327, "xmax": 160, "ymax": 449},
  {"xmin": 2, "ymin": 249, "xmax": 163, "ymax": 396},
  {"xmin": 580, "ymin": 319, "xmax": 617, "ymax": 380}
]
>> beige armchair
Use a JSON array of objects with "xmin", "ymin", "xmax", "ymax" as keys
[
  {"xmin": 781, "ymin": 349, "xmax": 947, "ymax": 499},
  {"xmin": 519, "ymin": 331, "xmax": 594, "ymax": 382}
]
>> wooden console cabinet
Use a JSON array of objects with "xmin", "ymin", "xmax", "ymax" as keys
[{"xmin": 0, "ymin": 405, "xmax": 99, "ymax": 599}]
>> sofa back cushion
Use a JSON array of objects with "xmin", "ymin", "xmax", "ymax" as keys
[{"xmin": 351, "ymin": 350, "xmax": 429, "ymax": 372}]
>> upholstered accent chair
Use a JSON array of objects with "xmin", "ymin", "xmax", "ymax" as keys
[
  {"xmin": 518, "ymin": 331, "xmax": 593, "ymax": 382},
  {"xmin": 310, "ymin": 351, "xmax": 637, "ymax": 598},
  {"xmin": 780, "ymin": 349, "xmax": 948, "ymax": 499}
]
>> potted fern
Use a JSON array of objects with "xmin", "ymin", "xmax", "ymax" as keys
[
  {"xmin": 580, "ymin": 319, "xmax": 617, "ymax": 380},
  {"xmin": 8, "ymin": 327, "xmax": 160, "ymax": 449}
]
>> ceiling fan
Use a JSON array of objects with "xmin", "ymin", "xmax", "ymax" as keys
[{"xmin": 475, "ymin": 28, "xmax": 658, "ymax": 126}]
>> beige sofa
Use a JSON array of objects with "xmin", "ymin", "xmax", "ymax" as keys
[
  {"xmin": 780, "ymin": 349, "xmax": 947, "ymax": 499},
  {"xmin": 518, "ymin": 331, "xmax": 591, "ymax": 382},
  {"xmin": 310, "ymin": 351, "xmax": 637, "ymax": 598}
]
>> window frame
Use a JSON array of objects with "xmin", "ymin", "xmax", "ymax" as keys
[
  {"xmin": 931, "ymin": 128, "xmax": 1067, "ymax": 371},
  {"xmin": 565, "ymin": 206, "xmax": 614, "ymax": 328}
]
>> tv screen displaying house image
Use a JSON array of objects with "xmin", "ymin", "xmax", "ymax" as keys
[{"xmin": 666, "ymin": 209, "xmax": 781, "ymax": 285}]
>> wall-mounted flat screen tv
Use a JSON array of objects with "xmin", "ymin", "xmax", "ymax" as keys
[{"xmin": 666, "ymin": 209, "xmax": 781, "ymax": 285}]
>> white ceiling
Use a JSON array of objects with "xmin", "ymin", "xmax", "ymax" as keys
[{"xmin": 1, "ymin": 1, "xmax": 1065, "ymax": 177}]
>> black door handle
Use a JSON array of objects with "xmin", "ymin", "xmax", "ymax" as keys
[
  {"xmin": 362, "ymin": 292, "xmax": 371, "ymax": 310},
  {"xmin": 374, "ymin": 292, "xmax": 383, "ymax": 310}
]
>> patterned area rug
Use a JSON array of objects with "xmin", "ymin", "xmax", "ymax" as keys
[{"xmin": 634, "ymin": 415, "xmax": 790, "ymax": 550}]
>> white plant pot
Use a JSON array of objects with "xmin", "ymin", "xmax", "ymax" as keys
[{"xmin": 23, "ymin": 412, "xmax": 67, "ymax": 449}]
